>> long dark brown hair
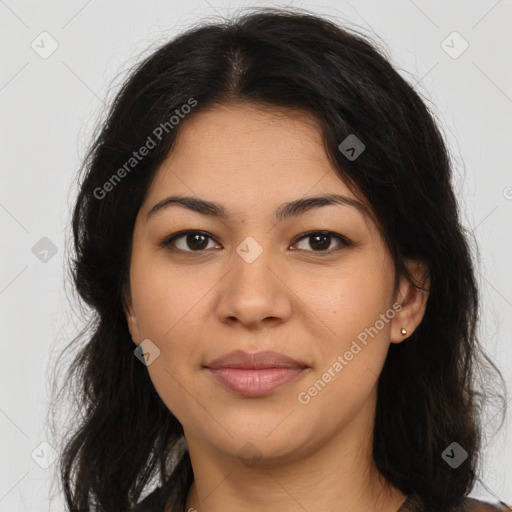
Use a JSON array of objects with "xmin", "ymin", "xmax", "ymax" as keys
[{"xmin": 49, "ymin": 7, "xmax": 507, "ymax": 512}]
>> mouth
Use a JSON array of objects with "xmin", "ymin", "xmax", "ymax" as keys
[{"xmin": 204, "ymin": 350, "xmax": 309, "ymax": 397}]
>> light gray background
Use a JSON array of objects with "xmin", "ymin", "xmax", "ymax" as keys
[{"xmin": 1, "ymin": 1, "xmax": 511, "ymax": 510}]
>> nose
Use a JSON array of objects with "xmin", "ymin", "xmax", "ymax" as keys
[{"xmin": 215, "ymin": 244, "xmax": 293, "ymax": 330}]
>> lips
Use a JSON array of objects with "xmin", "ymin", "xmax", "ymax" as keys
[
  {"xmin": 204, "ymin": 350, "xmax": 309, "ymax": 397},
  {"xmin": 204, "ymin": 350, "xmax": 309, "ymax": 370}
]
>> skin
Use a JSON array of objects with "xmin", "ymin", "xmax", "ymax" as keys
[{"xmin": 124, "ymin": 103, "xmax": 429, "ymax": 512}]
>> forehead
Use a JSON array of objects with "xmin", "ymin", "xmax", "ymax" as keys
[
  {"xmin": 167, "ymin": 102, "xmax": 327, "ymax": 167},
  {"xmin": 140, "ymin": 103, "xmax": 373, "ymax": 226}
]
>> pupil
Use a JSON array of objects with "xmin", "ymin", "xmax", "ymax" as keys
[
  {"xmin": 311, "ymin": 234, "xmax": 330, "ymax": 250},
  {"xmin": 188, "ymin": 234, "xmax": 208, "ymax": 250}
]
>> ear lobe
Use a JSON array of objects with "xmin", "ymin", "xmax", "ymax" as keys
[
  {"xmin": 390, "ymin": 259, "xmax": 430, "ymax": 344},
  {"xmin": 123, "ymin": 294, "xmax": 140, "ymax": 346}
]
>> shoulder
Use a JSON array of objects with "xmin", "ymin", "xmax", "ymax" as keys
[
  {"xmin": 456, "ymin": 497, "xmax": 512, "ymax": 511},
  {"xmin": 132, "ymin": 490, "xmax": 511, "ymax": 512},
  {"xmin": 403, "ymin": 494, "xmax": 511, "ymax": 512}
]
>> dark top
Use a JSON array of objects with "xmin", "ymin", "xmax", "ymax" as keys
[
  {"xmin": 132, "ymin": 486, "xmax": 512, "ymax": 512},
  {"xmin": 398, "ymin": 493, "xmax": 511, "ymax": 511}
]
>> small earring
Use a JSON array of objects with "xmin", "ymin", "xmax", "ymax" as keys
[{"xmin": 400, "ymin": 328, "xmax": 407, "ymax": 335}]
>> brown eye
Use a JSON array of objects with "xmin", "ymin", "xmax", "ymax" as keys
[
  {"xmin": 293, "ymin": 231, "xmax": 352, "ymax": 253},
  {"xmin": 184, "ymin": 233, "xmax": 209, "ymax": 250},
  {"xmin": 162, "ymin": 231, "xmax": 220, "ymax": 253}
]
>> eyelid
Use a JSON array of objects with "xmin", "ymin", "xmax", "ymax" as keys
[{"xmin": 160, "ymin": 229, "xmax": 353, "ymax": 254}]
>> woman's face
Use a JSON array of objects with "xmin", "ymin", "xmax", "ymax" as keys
[{"xmin": 125, "ymin": 103, "xmax": 426, "ymax": 466}]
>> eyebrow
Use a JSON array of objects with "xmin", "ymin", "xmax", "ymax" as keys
[{"xmin": 146, "ymin": 193, "xmax": 372, "ymax": 223}]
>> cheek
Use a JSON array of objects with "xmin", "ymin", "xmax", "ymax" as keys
[
  {"xmin": 131, "ymin": 279, "xmax": 200, "ymax": 423},
  {"xmin": 296, "ymin": 274, "xmax": 392, "ymax": 418},
  {"xmin": 130, "ymin": 256, "xmax": 207, "ymax": 339},
  {"xmin": 293, "ymin": 259, "xmax": 395, "ymax": 398},
  {"xmin": 297, "ymin": 258, "xmax": 394, "ymax": 339}
]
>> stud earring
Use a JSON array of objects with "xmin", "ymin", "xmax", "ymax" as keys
[{"xmin": 400, "ymin": 328, "xmax": 407, "ymax": 335}]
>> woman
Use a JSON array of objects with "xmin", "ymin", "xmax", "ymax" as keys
[{"xmin": 53, "ymin": 7, "xmax": 510, "ymax": 512}]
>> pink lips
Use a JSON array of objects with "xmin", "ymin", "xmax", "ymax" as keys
[{"xmin": 204, "ymin": 350, "xmax": 309, "ymax": 397}]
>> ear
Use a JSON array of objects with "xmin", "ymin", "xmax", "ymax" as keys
[
  {"xmin": 390, "ymin": 259, "xmax": 430, "ymax": 344},
  {"xmin": 123, "ymin": 290, "xmax": 141, "ymax": 346}
]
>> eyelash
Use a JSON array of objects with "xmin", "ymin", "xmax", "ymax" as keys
[{"xmin": 160, "ymin": 230, "xmax": 353, "ymax": 256}]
